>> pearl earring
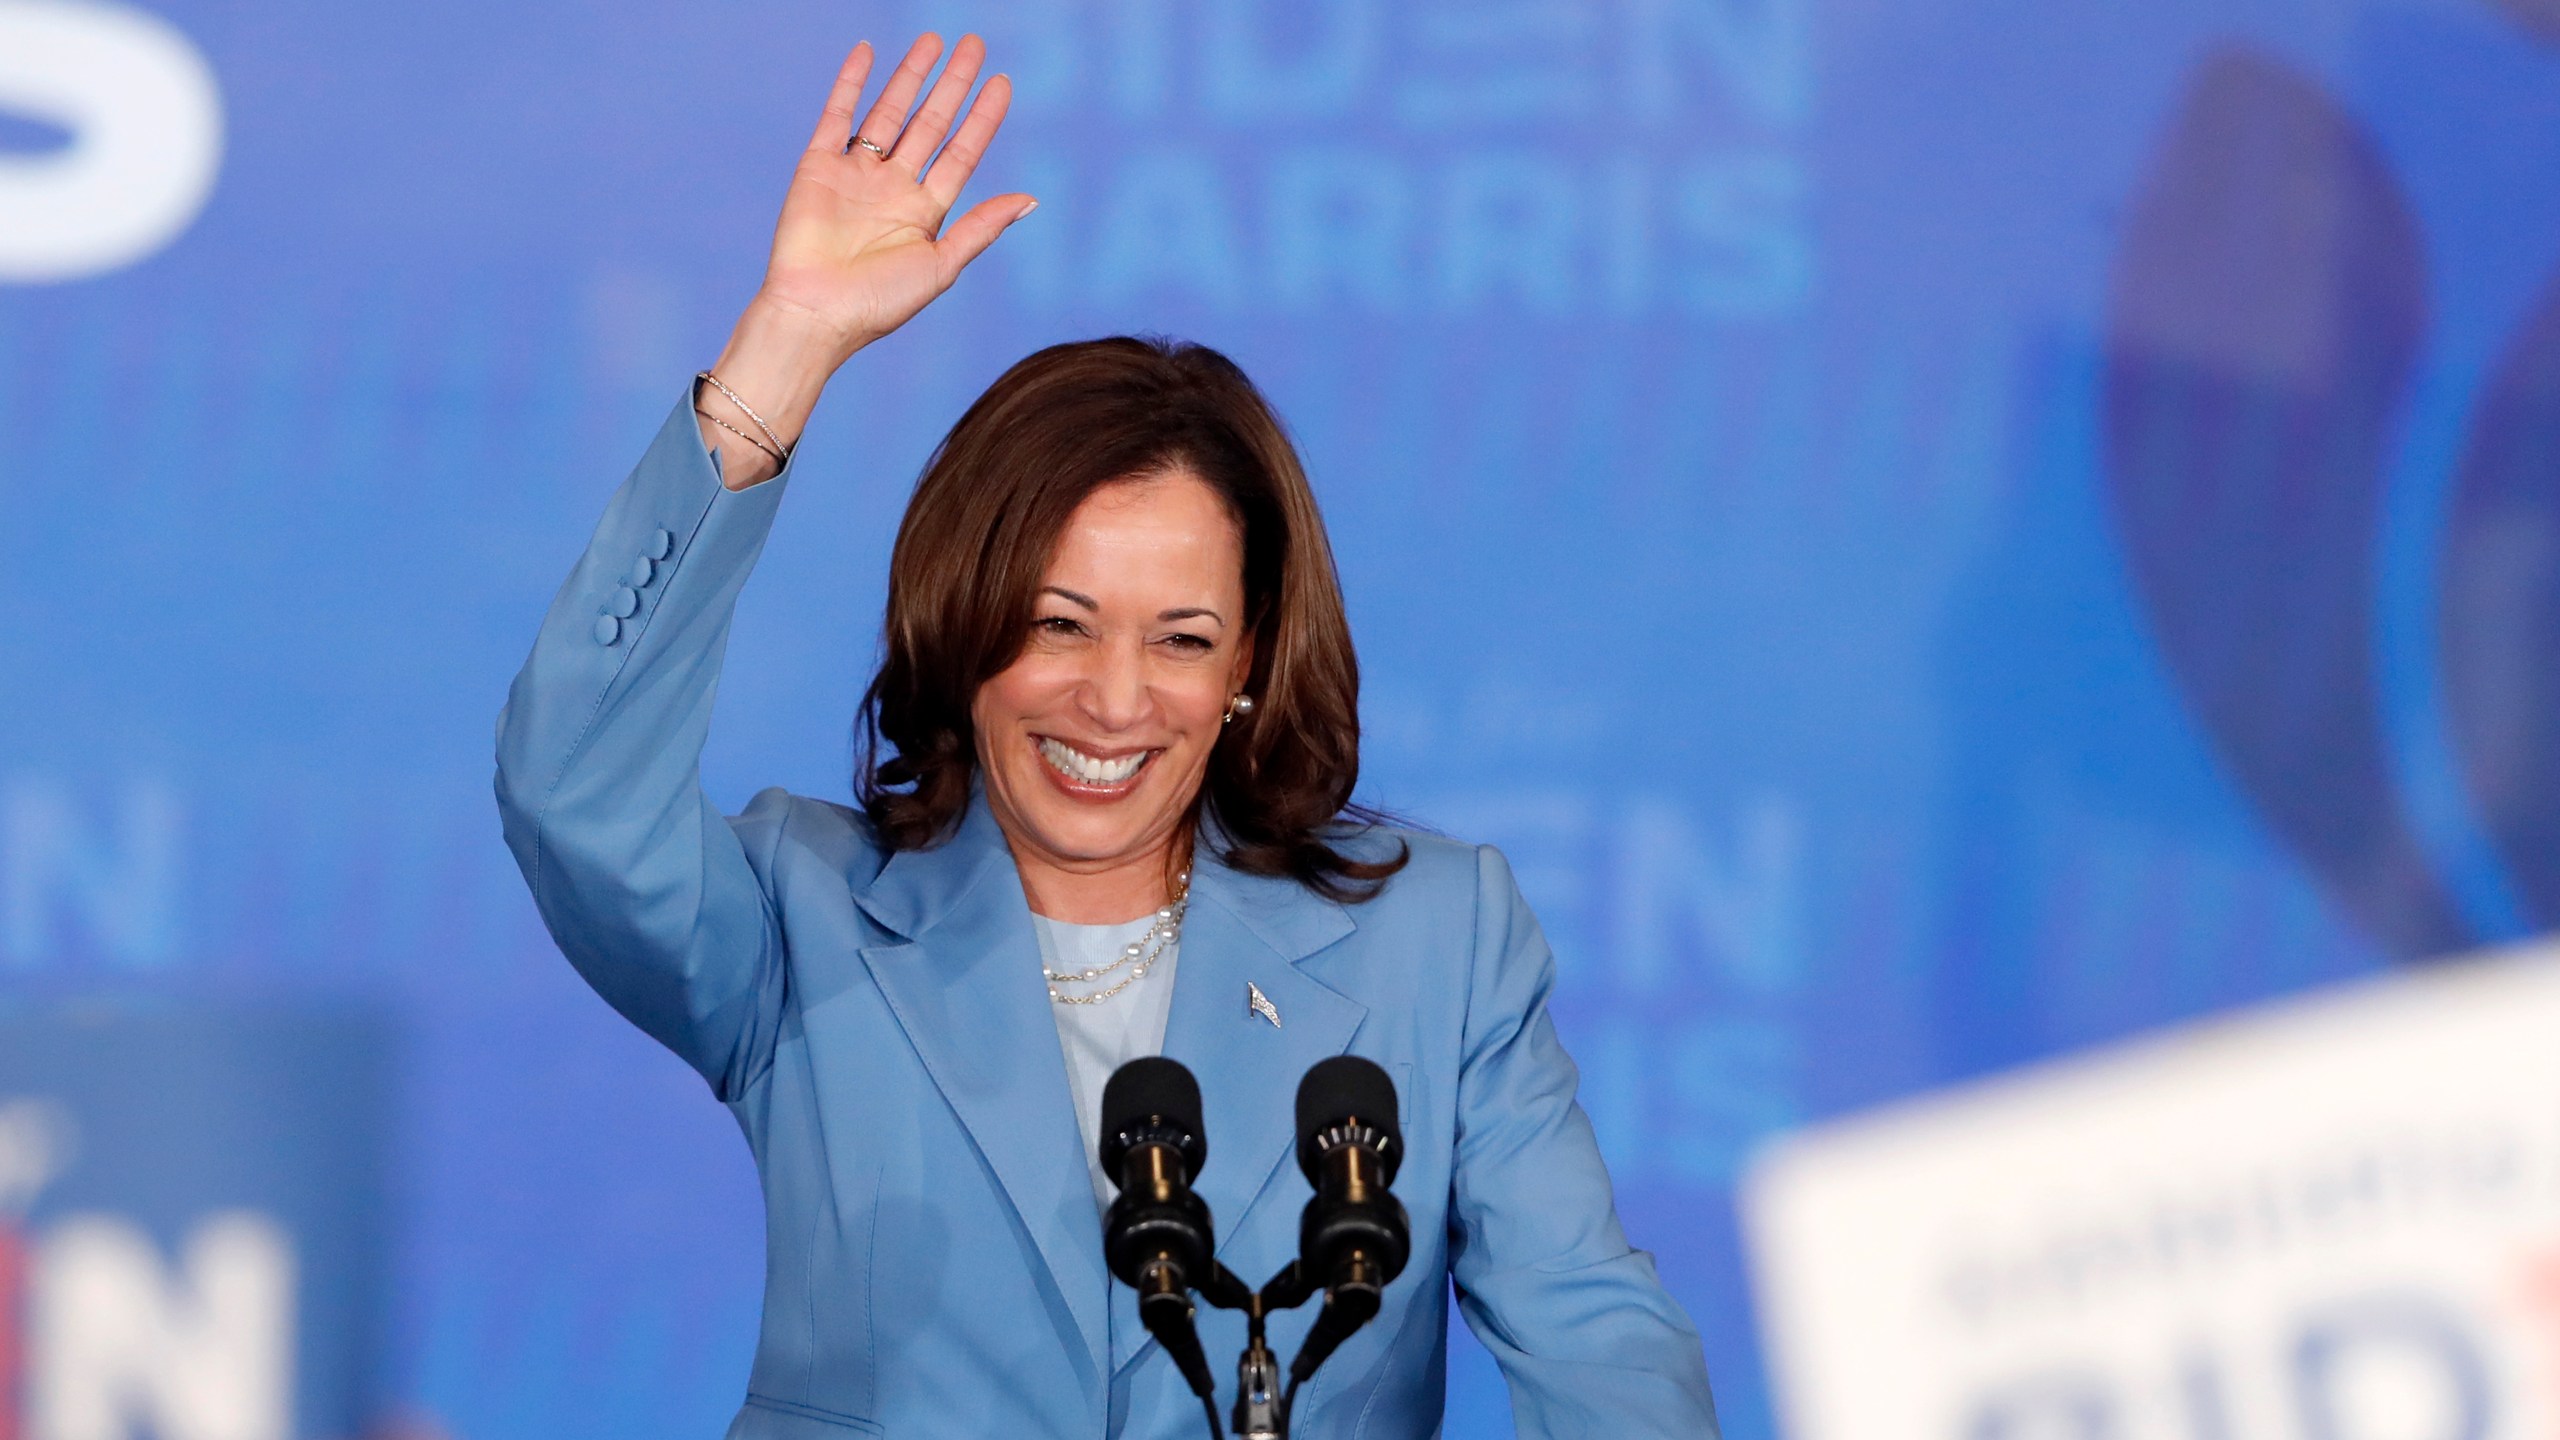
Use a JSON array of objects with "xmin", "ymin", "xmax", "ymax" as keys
[{"xmin": 1223, "ymin": 693, "xmax": 1256, "ymax": 724}]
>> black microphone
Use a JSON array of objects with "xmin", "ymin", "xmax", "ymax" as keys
[
  {"xmin": 1100, "ymin": 1057, "xmax": 1221, "ymax": 1414},
  {"xmin": 1288, "ymin": 1055, "xmax": 1410, "ymax": 1387}
]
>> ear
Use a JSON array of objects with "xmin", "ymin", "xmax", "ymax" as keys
[{"xmin": 1228, "ymin": 626, "xmax": 1258, "ymax": 696}]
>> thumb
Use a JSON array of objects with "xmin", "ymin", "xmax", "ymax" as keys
[{"xmin": 937, "ymin": 193, "xmax": 1039, "ymax": 281}]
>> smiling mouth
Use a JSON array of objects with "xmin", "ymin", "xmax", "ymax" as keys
[{"xmin": 1036, "ymin": 736, "xmax": 1158, "ymax": 789}]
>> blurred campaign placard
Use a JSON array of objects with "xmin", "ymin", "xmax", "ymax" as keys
[
  {"xmin": 0, "ymin": 1001, "xmax": 390, "ymax": 1440},
  {"xmin": 1743, "ymin": 943, "xmax": 2560, "ymax": 1440}
]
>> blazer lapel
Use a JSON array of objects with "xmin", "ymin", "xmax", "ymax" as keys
[
  {"xmin": 1111, "ymin": 853, "xmax": 1367, "ymax": 1375},
  {"xmin": 852, "ymin": 800, "xmax": 1112, "ymax": 1381}
]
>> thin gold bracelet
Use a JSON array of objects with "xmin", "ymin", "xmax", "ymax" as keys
[
  {"xmin": 694, "ymin": 406, "xmax": 786, "ymax": 467},
  {"xmin": 696, "ymin": 370, "xmax": 791, "ymax": 461}
]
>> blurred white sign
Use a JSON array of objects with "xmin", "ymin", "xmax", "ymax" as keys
[
  {"xmin": 0, "ymin": 1099, "xmax": 72, "ymax": 1214},
  {"xmin": 0, "ymin": 0, "xmax": 223, "ymax": 283},
  {"xmin": 1743, "ymin": 941, "xmax": 2560, "ymax": 1440},
  {"xmin": 30, "ymin": 1213, "xmax": 296, "ymax": 1440}
]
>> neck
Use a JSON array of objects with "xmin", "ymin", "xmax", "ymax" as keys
[{"xmin": 1011, "ymin": 838, "xmax": 1190, "ymax": 925}]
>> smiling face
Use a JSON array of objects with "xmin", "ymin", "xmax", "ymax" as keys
[{"xmin": 970, "ymin": 469, "xmax": 1255, "ymax": 920}]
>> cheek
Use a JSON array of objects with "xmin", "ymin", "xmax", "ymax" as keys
[
  {"xmin": 1147, "ymin": 660, "xmax": 1239, "ymax": 730},
  {"xmin": 1164, "ymin": 680, "xmax": 1231, "ymax": 736},
  {"xmin": 973, "ymin": 656, "xmax": 1070, "ymax": 731}
]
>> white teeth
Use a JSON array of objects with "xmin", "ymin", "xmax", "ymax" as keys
[{"xmin": 1038, "ymin": 737, "xmax": 1148, "ymax": 786}]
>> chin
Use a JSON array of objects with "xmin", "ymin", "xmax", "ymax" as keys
[
  {"xmin": 1002, "ymin": 789, "xmax": 1169, "ymax": 857},
  {"xmin": 1026, "ymin": 818, "xmax": 1157, "ymax": 864}
]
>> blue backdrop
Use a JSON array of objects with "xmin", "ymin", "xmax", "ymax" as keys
[{"xmin": 7, "ymin": 0, "xmax": 2560, "ymax": 1435}]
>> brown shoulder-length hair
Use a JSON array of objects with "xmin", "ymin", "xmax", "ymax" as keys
[{"xmin": 856, "ymin": 336, "xmax": 1407, "ymax": 902}]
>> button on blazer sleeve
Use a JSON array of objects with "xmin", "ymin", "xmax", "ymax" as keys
[
  {"xmin": 1447, "ymin": 844, "xmax": 1722, "ymax": 1438},
  {"xmin": 493, "ymin": 395, "xmax": 796, "ymax": 1101}
]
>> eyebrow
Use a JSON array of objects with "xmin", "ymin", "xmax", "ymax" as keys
[{"xmin": 1040, "ymin": 587, "xmax": 1225, "ymax": 626}]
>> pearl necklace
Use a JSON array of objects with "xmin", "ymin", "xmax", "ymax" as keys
[{"xmin": 1045, "ymin": 872, "xmax": 1191, "ymax": 1007}]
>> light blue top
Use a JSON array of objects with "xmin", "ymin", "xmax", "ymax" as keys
[
  {"xmin": 493, "ymin": 394, "xmax": 1722, "ymax": 1438},
  {"xmin": 1034, "ymin": 912, "xmax": 1180, "ymax": 1214}
]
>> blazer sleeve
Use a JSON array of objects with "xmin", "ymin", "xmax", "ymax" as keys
[
  {"xmin": 493, "ymin": 393, "xmax": 796, "ymax": 1101},
  {"xmin": 1447, "ymin": 845, "xmax": 1722, "ymax": 1438}
]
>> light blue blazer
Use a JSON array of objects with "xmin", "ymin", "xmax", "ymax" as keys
[{"xmin": 494, "ymin": 397, "xmax": 1720, "ymax": 1439}]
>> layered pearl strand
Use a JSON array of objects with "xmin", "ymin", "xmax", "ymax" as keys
[{"xmin": 1044, "ymin": 871, "xmax": 1191, "ymax": 1007}]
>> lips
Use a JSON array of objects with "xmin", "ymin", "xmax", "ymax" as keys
[{"xmin": 1036, "ymin": 736, "xmax": 1157, "ymax": 788}]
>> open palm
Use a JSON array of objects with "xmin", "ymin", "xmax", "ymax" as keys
[{"xmin": 760, "ymin": 34, "xmax": 1032, "ymax": 356}]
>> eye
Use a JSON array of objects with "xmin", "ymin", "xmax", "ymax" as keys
[
  {"xmin": 1034, "ymin": 615, "xmax": 1088, "ymax": 639},
  {"xmin": 1160, "ymin": 632, "xmax": 1216, "ymax": 653}
]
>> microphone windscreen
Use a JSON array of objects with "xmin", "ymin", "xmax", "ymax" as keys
[
  {"xmin": 1295, "ymin": 1055, "xmax": 1401, "ymax": 1184},
  {"xmin": 1100, "ymin": 1056, "xmax": 1206, "ymax": 1177}
]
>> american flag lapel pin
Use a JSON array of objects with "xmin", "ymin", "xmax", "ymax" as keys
[{"xmin": 1247, "ymin": 981, "xmax": 1281, "ymax": 1029}]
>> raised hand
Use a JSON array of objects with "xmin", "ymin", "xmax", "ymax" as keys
[
  {"xmin": 701, "ymin": 35, "xmax": 1035, "ymax": 488},
  {"xmin": 766, "ymin": 34, "xmax": 1030, "ymax": 354}
]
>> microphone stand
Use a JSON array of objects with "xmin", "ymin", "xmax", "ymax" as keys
[{"xmin": 1194, "ymin": 1259, "xmax": 1344, "ymax": 1440}]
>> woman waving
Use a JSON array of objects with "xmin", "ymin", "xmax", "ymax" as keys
[{"xmin": 495, "ymin": 33, "xmax": 1719, "ymax": 1439}]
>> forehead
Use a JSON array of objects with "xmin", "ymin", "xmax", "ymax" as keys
[{"xmin": 1042, "ymin": 472, "xmax": 1243, "ymax": 590}]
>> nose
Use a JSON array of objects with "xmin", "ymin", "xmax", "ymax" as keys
[{"xmin": 1077, "ymin": 634, "xmax": 1151, "ymax": 732}]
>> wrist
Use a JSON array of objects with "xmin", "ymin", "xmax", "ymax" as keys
[
  {"xmin": 710, "ymin": 296, "xmax": 858, "ymax": 429},
  {"xmin": 736, "ymin": 291, "xmax": 870, "ymax": 373},
  {"xmin": 695, "ymin": 295, "xmax": 853, "ymax": 491}
]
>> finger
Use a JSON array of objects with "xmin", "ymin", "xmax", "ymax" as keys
[
  {"xmin": 922, "ymin": 72, "xmax": 1014, "ymax": 211},
  {"xmin": 852, "ymin": 32, "xmax": 943, "ymax": 158},
  {"xmin": 889, "ymin": 32, "xmax": 984, "ymax": 171},
  {"xmin": 804, "ymin": 41, "xmax": 877, "ymax": 152},
  {"xmin": 936, "ymin": 192, "xmax": 1038, "ymax": 280}
]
